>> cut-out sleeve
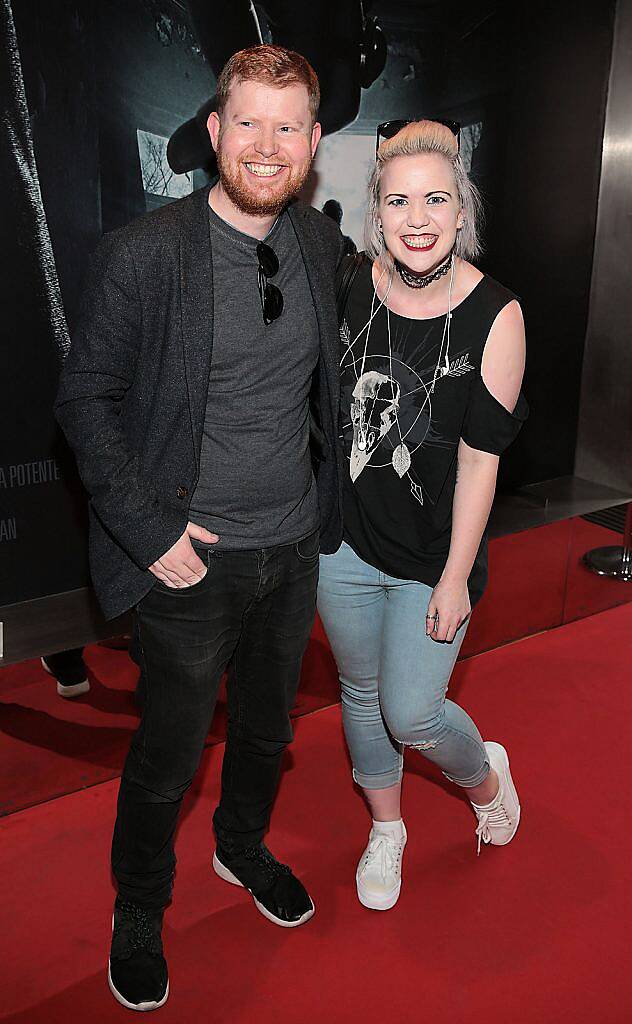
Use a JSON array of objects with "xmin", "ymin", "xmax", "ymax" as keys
[{"xmin": 461, "ymin": 371, "xmax": 529, "ymax": 455}]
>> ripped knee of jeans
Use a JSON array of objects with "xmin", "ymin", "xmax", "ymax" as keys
[
  {"xmin": 407, "ymin": 738, "xmax": 438, "ymax": 751},
  {"xmin": 391, "ymin": 733, "xmax": 439, "ymax": 751},
  {"xmin": 390, "ymin": 714, "xmax": 443, "ymax": 752}
]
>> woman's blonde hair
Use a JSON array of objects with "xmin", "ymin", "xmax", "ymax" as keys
[{"xmin": 365, "ymin": 120, "xmax": 483, "ymax": 268}]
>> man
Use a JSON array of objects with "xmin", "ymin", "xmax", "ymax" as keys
[{"xmin": 56, "ymin": 45, "xmax": 346, "ymax": 1012}]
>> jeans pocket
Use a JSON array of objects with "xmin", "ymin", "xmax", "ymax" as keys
[{"xmin": 294, "ymin": 530, "xmax": 320, "ymax": 563}]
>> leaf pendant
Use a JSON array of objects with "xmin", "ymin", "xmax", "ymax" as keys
[{"xmin": 392, "ymin": 443, "xmax": 411, "ymax": 478}]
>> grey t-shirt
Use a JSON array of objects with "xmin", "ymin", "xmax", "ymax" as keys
[{"xmin": 189, "ymin": 203, "xmax": 320, "ymax": 549}]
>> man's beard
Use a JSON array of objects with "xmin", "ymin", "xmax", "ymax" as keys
[{"xmin": 216, "ymin": 147, "xmax": 312, "ymax": 217}]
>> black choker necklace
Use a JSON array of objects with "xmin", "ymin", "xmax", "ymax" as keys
[{"xmin": 396, "ymin": 252, "xmax": 453, "ymax": 289}]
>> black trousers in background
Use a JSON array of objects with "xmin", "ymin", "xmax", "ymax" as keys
[{"xmin": 111, "ymin": 530, "xmax": 320, "ymax": 910}]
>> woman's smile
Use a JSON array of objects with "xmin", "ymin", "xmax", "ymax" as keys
[{"xmin": 400, "ymin": 233, "xmax": 438, "ymax": 252}]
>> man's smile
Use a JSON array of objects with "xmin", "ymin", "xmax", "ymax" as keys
[{"xmin": 243, "ymin": 162, "xmax": 287, "ymax": 178}]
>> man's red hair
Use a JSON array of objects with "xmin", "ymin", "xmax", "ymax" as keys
[{"xmin": 216, "ymin": 44, "xmax": 320, "ymax": 124}]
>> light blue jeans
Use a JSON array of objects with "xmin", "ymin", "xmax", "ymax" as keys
[{"xmin": 317, "ymin": 542, "xmax": 490, "ymax": 790}]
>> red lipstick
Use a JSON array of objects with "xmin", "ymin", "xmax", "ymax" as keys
[{"xmin": 401, "ymin": 235, "xmax": 438, "ymax": 252}]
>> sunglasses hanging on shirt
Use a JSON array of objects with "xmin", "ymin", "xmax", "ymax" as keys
[
  {"xmin": 257, "ymin": 242, "xmax": 284, "ymax": 325},
  {"xmin": 375, "ymin": 118, "xmax": 461, "ymax": 159}
]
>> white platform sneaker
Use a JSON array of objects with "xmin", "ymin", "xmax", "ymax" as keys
[
  {"xmin": 356, "ymin": 821, "xmax": 407, "ymax": 911},
  {"xmin": 471, "ymin": 741, "xmax": 521, "ymax": 855}
]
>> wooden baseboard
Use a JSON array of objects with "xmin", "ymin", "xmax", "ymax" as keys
[{"xmin": 0, "ymin": 588, "xmax": 131, "ymax": 667}]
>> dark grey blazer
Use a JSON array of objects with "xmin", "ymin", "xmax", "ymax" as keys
[{"xmin": 56, "ymin": 185, "xmax": 346, "ymax": 620}]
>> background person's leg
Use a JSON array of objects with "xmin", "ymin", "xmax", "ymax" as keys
[{"xmin": 41, "ymin": 647, "xmax": 89, "ymax": 697}]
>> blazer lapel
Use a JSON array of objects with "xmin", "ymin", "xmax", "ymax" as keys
[
  {"xmin": 287, "ymin": 203, "xmax": 340, "ymax": 393},
  {"xmin": 179, "ymin": 185, "xmax": 214, "ymax": 464}
]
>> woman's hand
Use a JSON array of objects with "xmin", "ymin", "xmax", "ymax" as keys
[{"xmin": 426, "ymin": 577, "xmax": 471, "ymax": 643}]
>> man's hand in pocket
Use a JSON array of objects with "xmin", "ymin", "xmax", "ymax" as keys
[{"xmin": 149, "ymin": 523, "xmax": 219, "ymax": 588}]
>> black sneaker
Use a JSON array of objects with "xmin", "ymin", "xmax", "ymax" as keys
[
  {"xmin": 41, "ymin": 649, "xmax": 90, "ymax": 698},
  {"xmin": 212, "ymin": 842, "xmax": 315, "ymax": 928},
  {"xmin": 108, "ymin": 899, "xmax": 169, "ymax": 1011}
]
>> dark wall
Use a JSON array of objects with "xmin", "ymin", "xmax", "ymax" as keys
[
  {"xmin": 1, "ymin": 0, "xmax": 97, "ymax": 605},
  {"xmin": 485, "ymin": 2, "xmax": 615, "ymax": 488}
]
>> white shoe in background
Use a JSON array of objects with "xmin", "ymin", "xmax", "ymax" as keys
[{"xmin": 41, "ymin": 654, "xmax": 90, "ymax": 698}]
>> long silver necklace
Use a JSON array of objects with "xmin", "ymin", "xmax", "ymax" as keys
[
  {"xmin": 353, "ymin": 257, "xmax": 455, "ymax": 456},
  {"xmin": 383, "ymin": 255, "xmax": 455, "ymax": 480},
  {"xmin": 354, "ymin": 267, "xmax": 392, "ymax": 453},
  {"xmin": 387, "ymin": 255, "xmax": 455, "ymax": 396}
]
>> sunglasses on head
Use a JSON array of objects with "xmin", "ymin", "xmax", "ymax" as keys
[
  {"xmin": 375, "ymin": 119, "xmax": 461, "ymax": 158},
  {"xmin": 256, "ymin": 241, "xmax": 283, "ymax": 326}
]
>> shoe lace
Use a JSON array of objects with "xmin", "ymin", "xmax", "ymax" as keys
[
  {"xmin": 474, "ymin": 800, "xmax": 513, "ymax": 856},
  {"xmin": 242, "ymin": 845, "xmax": 291, "ymax": 880},
  {"xmin": 361, "ymin": 832, "xmax": 401, "ymax": 884},
  {"xmin": 116, "ymin": 901, "xmax": 163, "ymax": 956}
]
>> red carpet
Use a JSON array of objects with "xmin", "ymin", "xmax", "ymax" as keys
[{"xmin": 1, "ymin": 602, "xmax": 631, "ymax": 1023}]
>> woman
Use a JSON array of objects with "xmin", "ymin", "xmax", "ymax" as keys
[{"xmin": 317, "ymin": 119, "xmax": 528, "ymax": 911}]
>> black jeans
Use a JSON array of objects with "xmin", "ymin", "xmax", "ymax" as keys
[{"xmin": 111, "ymin": 530, "xmax": 319, "ymax": 910}]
